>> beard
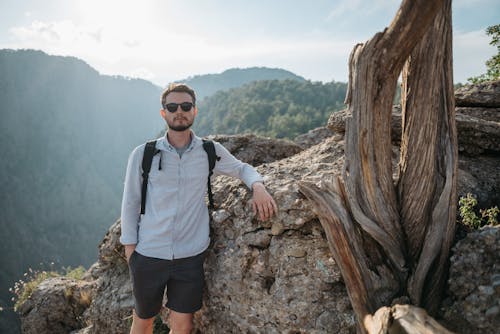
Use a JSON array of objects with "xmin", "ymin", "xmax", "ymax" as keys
[{"xmin": 167, "ymin": 118, "xmax": 194, "ymax": 132}]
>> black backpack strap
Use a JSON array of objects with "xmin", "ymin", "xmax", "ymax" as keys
[
  {"xmin": 202, "ymin": 140, "xmax": 220, "ymax": 210},
  {"xmin": 140, "ymin": 140, "xmax": 160, "ymax": 214}
]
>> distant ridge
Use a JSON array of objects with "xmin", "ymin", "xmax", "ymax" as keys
[{"xmin": 177, "ymin": 67, "xmax": 306, "ymax": 99}]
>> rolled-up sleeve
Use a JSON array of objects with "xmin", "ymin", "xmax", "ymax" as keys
[
  {"xmin": 120, "ymin": 145, "xmax": 143, "ymax": 245},
  {"xmin": 213, "ymin": 142, "xmax": 263, "ymax": 188}
]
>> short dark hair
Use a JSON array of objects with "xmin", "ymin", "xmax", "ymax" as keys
[{"xmin": 161, "ymin": 83, "xmax": 196, "ymax": 108}]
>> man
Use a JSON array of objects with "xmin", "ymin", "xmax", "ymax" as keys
[{"xmin": 120, "ymin": 83, "xmax": 278, "ymax": 334}]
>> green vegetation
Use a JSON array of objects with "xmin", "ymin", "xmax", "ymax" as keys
[
  {"xmin": 459, "ymin": 193, "xmax": 499, "ymax": 229},
  {"xmin": 0, "ymin": 49, "xmax": 163, "ymax": 332},
  {"xmin": 468, "ymin": 24, "xmax": 500, "ymax": 83},
  {"xmin": 181, "ymin": 67, "xmax": 306, "ymax": 99},
  {"xmin": 194, "ymin": 79, "xmax": 347, "ymax": 139},
  {"xmin": 153, "ymin": 315, "xmax": 170, "ymax": 333},
  {"xmin": 11, "ymin": 265, "xmax": 86, "ymax": 311}
]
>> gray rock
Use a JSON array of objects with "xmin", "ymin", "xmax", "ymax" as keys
[
  {"xmin": 192, "ymin": 137, "xmax": 354, "ymax": 333},
  {"xmin": 456, "ymin": 107, "xmax": 500, "ymax": 122},
  {"xmin": 442, "ymin": 226, "xmax": 500, "ymax": 334},
  {"xmin": 206, "ymin": 133, "xmax": 303, "ymax": 166},
  {"xmin": 455, "ymin": 80, "xmax": 500, "ymax": 108},
  {"xmin": 327, "ymin": 107, "xmax": 500, "ymax": 156},
  {"xmin": 458, "ymin": 155, "xmax": 500, "ymax": 209},
  {"xmin": 18, "ymin": 277, "xmax": 95, "ymax": 334},
  {"xmin": 82, "ymin": 220, "xmax": 134, "ymax": 334},
  {"xmin": 294, "ymin": 126, "xmax": 336, "ymax": 149}
]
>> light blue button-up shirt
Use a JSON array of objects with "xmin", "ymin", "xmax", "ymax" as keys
[{"xmin": 120, "ymin": 132, "xmax": 263, "ymax": 260}]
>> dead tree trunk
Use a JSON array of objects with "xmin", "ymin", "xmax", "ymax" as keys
[
  {"xmin": 299, "ymin": 0, "xmax": 456, "ymax": 332},
  {"xmin": 398, "ymin": 0, "xmax": 457, "ymax": 314}
]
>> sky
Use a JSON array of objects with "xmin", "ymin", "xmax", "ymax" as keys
[{"xmin": 0, "ymin": 0, "xmax": 498, "ymax": 87}]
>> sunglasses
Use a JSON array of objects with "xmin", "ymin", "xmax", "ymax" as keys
[{"xmin": 164, "ymin": 102, "xmax": 194, "ymax": 113}]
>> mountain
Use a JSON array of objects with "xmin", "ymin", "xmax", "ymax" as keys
[
  {"xmin": 0, "ymin": 49, "xmax": 163, "ymax": 333},
  {"xmin": 179, "ymin": 67, "xmax": 306, "ymax": 100},
  {"xmin": 194, "ymin": 79, "xmax": 348, "ymax": 139}
]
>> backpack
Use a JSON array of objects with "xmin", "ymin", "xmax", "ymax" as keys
[{"xmin": 140, "ymin": 139, "xmax": 220, "ymax": 214}]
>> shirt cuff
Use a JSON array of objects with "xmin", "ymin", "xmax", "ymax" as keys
[{"xmin": 119, "ymin": 235, "xmax": 137, "ymax": 245}]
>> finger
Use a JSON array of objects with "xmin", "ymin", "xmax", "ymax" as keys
[
  {"xmin": 259, "ymin": 203, "xmax": 267, "ymax": 221},
  {"xmin": 261, "ymin": 202, "xmax": 270, "ymax": 220},
  {"xmin": 265, "ymin": 202, "xmax": 273, "ymax": 218},
  {"xmin": 266, "ymin": 202, "xmax": 273, "ymax": 218},
  {"xmin": 252, "ymin": 200, "xmax": 257, "ymax": 216},
  {"xmin": 259, "ymin": 202, "xmax": 267, "ymax": 221}
]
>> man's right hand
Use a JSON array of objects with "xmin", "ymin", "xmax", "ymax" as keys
[{"xmin": 124, "ymin": 244, "xmax": 136, "ymax": 263}]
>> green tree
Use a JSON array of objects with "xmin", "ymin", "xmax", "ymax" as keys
[
  {"xmin": 468, "ymin": 24, "xmax": 500, "ymax": 83},
  {"xmin": 194, "ymin": 79, "xmax": 348, "ymax": 139}
]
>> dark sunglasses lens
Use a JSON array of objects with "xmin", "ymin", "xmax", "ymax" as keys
[
  {"xmin": 166, "ymin": 103, "xmax": 178, "ymax": 113},
  {"xmin": 165, "ymin": 102, "xmax": 193, "ymax": 112},
  {"xmin": 180, "ymin": 102, "xmax": 193, "ymax": 112}
]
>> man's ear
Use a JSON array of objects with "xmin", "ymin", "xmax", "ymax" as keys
[
  {"xmin": 193, "ymin": 106, "xmax": 198, "ymax": 117},
  {"xmin": 160, "ymin": 109, "xmax": 167, "ymax": 119}
]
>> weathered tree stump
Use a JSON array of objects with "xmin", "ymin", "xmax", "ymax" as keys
[
  {"xmin": 364, "ymin": 304, "xmax": 455, "ymax": 334},
  {"xmin": 299, "ymin": 0, "xmax": 456, "ymax": 332}
]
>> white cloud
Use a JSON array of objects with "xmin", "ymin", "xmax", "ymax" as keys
[
  {"xmin": 10, "ymin": 20, "xmax": 103, "ymax": 45},
  {"xmin": 453, "ymin": 29, "xmax": 496, "ymax": 82},
  {"xmin": 4, "ymin": 15, "xmax": 357, "ymax": 85}
]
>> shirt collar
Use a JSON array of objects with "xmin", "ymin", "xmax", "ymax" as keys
[{"xmin": 158, "ymin": 130, "xmax": 202, "ymax": 152}]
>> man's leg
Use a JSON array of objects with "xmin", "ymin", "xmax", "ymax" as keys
[
  {"xmin": 166, "ymin": 252, "xmax": 205, "ymax": 334},
  {"xmin": 128, "ymin": 252, "xmax": 168, "ymax": 334},
  {"xmin": 130, "ymin": 310, "xmax": 155, "ymax": 334},
  {"xmin": 169, "ymin": 310, "xmax": 193, "ymax": 334}
]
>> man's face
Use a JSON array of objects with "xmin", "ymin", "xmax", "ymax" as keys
[{"xmin": 160, "ymin": 92, "xmax": 198, "ymax": 132}]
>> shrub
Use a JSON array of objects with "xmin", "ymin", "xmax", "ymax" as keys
[
  {"xmin": 11, "ymin": 264, "xmax": 86, "ymax": 312},
  {"xmin": 459, "ymin": 193, "xmax": 499, "ymax": 229}
]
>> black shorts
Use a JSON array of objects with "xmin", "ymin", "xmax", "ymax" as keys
[{"xmin": 128, "ymin": 250, "xmax": 206, "ymax": 319}]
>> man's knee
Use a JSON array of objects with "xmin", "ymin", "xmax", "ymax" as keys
[
  {"xmin": 170, "ymin": 323, "xmax": 192, "ymax": 334},
  {"xmin": 169, "ymin": 311, "xmax": 193, "ymax": 334}
]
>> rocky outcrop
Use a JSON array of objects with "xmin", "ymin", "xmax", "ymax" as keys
[
  {"xmin": 17, "ymin": 277, "xmax": 95, "ymax": 334},
  {"xmin": 206, "ymin": 133, "xmax": 303, "ymax": 166},
  {"xmin": 458, "ymin": 155, "xmax": 500, "ymax": 209},
  {"xmin": 80, "ymin": 220, "xmax": 134, "ymax": 334},
  {"xmin": 442, "ymin": 226, "xmax": 500, "ymax": 334},
  {"xmin": 294, "ymin": 126, "xmax": 337, "ymax": 149},
  {"xmin": 455, "ymin": 81, "xmax": 500, "ymax": 108},
  {"xmin": 194, "ymin": 137, "xmax": 351, "ymax": 333},
  {"xmin": 327, "ymin": 105, "xmax": 500, "ymax": 156},
  {"xmin": 456, "ymin": 107, "xmax": 500, "ymax": 122},
  {"xmin": 455, "ymin": 113, "xmax": 500, "ymax": 156}
]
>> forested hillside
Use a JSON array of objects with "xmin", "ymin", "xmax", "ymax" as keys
[
  {"xmin": 194, "ymin": 79, "xmax": 347, "ymax": 139},
  {"xmin": 181, "ymin": 67, "xmax": 306, "ymax": 99},
  {"xmin": 0, "ymin": 49, "xmax": 163, "ymax": 332}
]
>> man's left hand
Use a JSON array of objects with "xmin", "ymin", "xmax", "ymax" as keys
[{"xmin": 251, "ymin": 182, "xmax": 278, "ymax": 221}]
